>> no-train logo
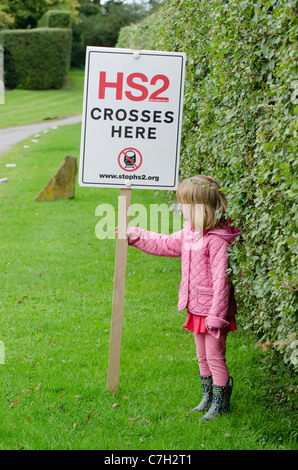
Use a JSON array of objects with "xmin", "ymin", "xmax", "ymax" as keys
[{"xmin": 118, "ymin": 148, "xmax": 143, "ymax": 172}]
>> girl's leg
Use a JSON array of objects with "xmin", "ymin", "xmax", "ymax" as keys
[
  {"xmin": 191, "ymin": 334, "xmax": 213, "ymax": 412},
  {"xmin": 194, "ymin": 333, "xmax": 212, "ymax": 377},
  {"xmin": 205, "ymin": 333, "xmax": 229, "ymax": 386}
]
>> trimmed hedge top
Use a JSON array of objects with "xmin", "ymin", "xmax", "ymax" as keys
[{"xmin": 38, "ymin": 10, "xmax": 72, "ymax": 29}]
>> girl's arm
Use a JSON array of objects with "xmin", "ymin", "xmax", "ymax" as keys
[
  {"xmin": 205, "ymin": 237, "xmax": 231, "ymax": 338},
  {"xmin": 128, "ymin": 227, "xmax": 182, "ymax": 258}
]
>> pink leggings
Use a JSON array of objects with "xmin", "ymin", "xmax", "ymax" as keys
[{"xmin": 194, "ymin": 333, "xmax": 229, "ymax": 386}]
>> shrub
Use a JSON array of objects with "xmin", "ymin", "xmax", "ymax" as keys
[
  {"xmin": 2, "ymin": 27, "xmax": 72, "ymax": 89},
  {"xmin": 117, "ymin": 0, "xmax": 298, "ymax": 369},
  {"xmin": 38, "ymin": 10, "xmax": 72, "ymax": 28}
]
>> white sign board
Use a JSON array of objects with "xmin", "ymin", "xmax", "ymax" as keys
[{"xmin": 79, "ymin": 47, "xmax": 186, "ymax": 190}]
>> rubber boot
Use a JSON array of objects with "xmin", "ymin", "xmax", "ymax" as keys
[
  {"xmin": 199, "ymin": 376, "xmax": 233, "ymax": 422},
  {"xmin": 190, "ymin": 375, "xmax": 213, "ymax": 413}
]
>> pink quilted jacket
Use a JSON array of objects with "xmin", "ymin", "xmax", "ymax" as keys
[{"xmin": 128, "ymin": 221, "xmax": 241, "ymax": 338}]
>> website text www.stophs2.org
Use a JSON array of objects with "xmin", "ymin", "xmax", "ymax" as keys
[{"xmin": 99, "ymin": 173, "xmax": 160, "ymax": 182}]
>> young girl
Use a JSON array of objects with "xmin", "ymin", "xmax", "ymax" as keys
[{"xmin": 127, "ymin": 175, "xmax": 241, "ymax": 422}]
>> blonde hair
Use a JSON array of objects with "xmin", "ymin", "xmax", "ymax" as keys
[{"xmin": 176, "ymin": 175, "xmax": 227, "ymax": 231}]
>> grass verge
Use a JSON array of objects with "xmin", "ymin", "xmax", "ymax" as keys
[
  {"xmin": 0, "ymin": 69, "xmax": 84, "ymax": 129},
  {"xmin": 0, "ymin": 123, "xmax": 296, "ymax": 450}
]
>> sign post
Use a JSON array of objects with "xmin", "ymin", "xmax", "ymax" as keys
[
  {"xmin": 79, "ymin": 46, "xmax": 185, "ymax": 394},
  {"xmin": 107, "ymin": 187, "xmax": 131, "ymax": 394}
]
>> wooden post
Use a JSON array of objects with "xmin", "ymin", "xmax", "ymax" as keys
[
  {"xmin": 107, "ymin": 46, "xmax": 140, "ymax": 394},
  {"xmin": 107, "ymin": 187, "xmax": 132, "ymax": 394}
]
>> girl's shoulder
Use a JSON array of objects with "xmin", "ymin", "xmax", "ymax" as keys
[{"xmin": 207, "ymin": 225, "xmax": 241, "ymax": 245}]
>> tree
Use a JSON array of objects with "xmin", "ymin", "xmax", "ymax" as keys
[
  {"xmin": 71, "ymin": 0, "xmax": 150, "ymax": 68},
  {"xmin": 147, "ymin": 0, "xmax": 165, "ymax": 12},
  {"xmin": 0, "ymin": 2, "xmax": 14, "ymax": 29},
  {"xmin": 2, "ymin": 0, "xmax": 79, "ymax": 29}
]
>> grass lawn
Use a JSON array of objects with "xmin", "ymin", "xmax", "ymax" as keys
[
  {"xmin": 0, "ymin": 69, "xmax": 84, "ymax": 129},
  {"xmin": 0, "ymin": 121, "xmax": 296, "ymax": 451}
]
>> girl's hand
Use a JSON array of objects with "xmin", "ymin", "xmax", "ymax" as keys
[
  {"xmin": 127, "ymin": 227, "xmax": 134, "ymax": 238},
  {"xmin": 114, "ymin": 227, "xmax": 134, "ymax": 238}
]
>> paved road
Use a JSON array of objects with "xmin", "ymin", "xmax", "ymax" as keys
[{"xmin": 0, "ymin": 114, "xmax": 82, "ymax": 156}]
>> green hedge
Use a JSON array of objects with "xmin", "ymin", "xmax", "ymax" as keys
[
  {"xmin": 117, "ymin": 12, "xmax": 163, "ymax": 51},
  {"xmin": 117, "ymin": 0, "xmax": 298, "ymax": 369},
  {"xmin": 2, "ymin": 28, "xmax": 72, "ymax": 89},
  {"xmin": 38, "ymin": 10, "xmax": 72, "ymax": 29}
]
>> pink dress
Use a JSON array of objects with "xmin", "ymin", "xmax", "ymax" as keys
[{"xmin": 183, "ymin": 311, "xmax": 237, "ymax": 335}]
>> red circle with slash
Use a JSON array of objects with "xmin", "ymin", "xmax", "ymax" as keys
[{"xmin": 118, "ymin": 147, "xmax": 143, "ymax": 172}]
